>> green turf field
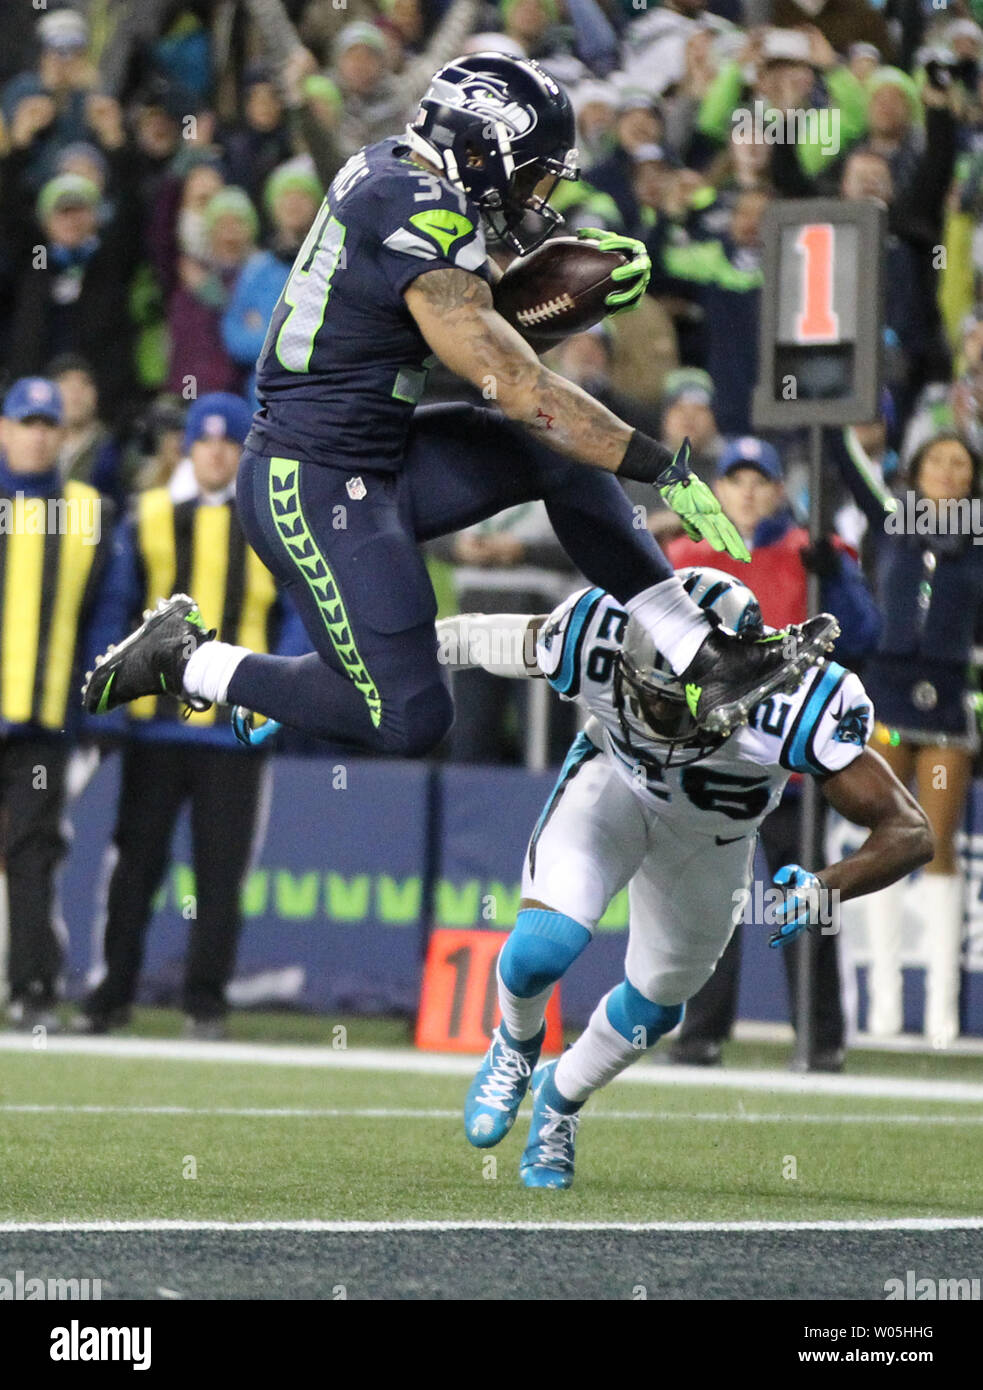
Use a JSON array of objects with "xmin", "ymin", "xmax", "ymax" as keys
[
  {"xmin": 2, "ymin": 1011, "xmax": 981, "ymax": 1297},
  {"xmin": 2, "ymin": 1021, "xmax": 982, "ymax": 1224}
]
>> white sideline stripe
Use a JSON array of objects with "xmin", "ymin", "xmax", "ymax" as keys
[
  {"xmin": 4, "ymin": 1104, "xmax": 983, "ymax": 1125},
  {"xmin": 2, "ymin": 1218, "xmax": 983, "ymax": 1234},
  {"xmin": 2, "ymin": 1033, "xmax": 983, "ymax": 1103}
]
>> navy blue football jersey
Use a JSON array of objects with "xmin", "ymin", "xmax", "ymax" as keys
[{"xmin": 248, "ymin": 138, "xmax": 490, "ymax": 469}]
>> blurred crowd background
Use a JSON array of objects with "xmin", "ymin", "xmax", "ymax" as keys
[
  {"xmin": 5, "ymin": 0, "xmax": 983, "ymax": 507},
  {"xmin": 4, "ymin": 0, "xmax": 983, "ymax": 1051}
]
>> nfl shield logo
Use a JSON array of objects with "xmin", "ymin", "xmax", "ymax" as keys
[{"xmin": 346, "ymin": 476, "xmax": 367, "ymax": 500}]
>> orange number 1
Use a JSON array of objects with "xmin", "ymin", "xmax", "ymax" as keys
[{"xmin": 795, "ymin": 223, "xmax": 838, "ymax": 344}]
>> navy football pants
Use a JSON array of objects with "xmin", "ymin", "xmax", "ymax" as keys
[{"xmin": 230, "ymin": 403, "xmax": 674, "ymax": 755}]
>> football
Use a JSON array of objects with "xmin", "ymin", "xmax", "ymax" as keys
[{"xmin": 493, "ymin": 236, "xmax": 629, "ymax": 346}]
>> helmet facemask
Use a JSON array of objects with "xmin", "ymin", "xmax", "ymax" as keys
[
  {"xmin": 614, "ymin": 655, "xmax": 722, "ymax": 769},
  {"xmin": 613, "ymin": 566, "xmax": 764, "ymax": 770},
  {"xmin": 460, "ymin": 129, "xmax": 578, "ymax": 254}
]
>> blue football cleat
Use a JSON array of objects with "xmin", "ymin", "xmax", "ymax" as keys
[
  {"xmin": 519, "ymin": 1060, "xmax": 581, "ymax": 1189},
  {"xmin": 464, "ymin": 1025, "xmax": 543, "ymax": 1148},
  {"xmin": 231, "ymin": 706, "xmax": 283, "ymax": 747}
]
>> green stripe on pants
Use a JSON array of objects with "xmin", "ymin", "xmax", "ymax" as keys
[{"xmin": 268, "ymin": 457, "xmax": 382, "ymax": 728}]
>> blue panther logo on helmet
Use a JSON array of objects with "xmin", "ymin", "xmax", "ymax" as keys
[{"xmin": 405, "ymin": 52, "xmax": 579, "ymax": 255}]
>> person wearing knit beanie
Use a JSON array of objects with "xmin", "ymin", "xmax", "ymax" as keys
[
  {"xmin": 263, "ymin": 160, "xmax": 323, "ymax": 221},
  {"xmin": 204, "ymin": 186, "xmax": 260, "ymax": 242},
  {"xmin": 865, "ymin": 66, "xmax": 924, "ymax": 191},
  {"xmin": 301, "ymin": 72, "xmax": 343, "ymax": 117},
  {"xmin": 868, "ymin": 66, "xmax": 922, "ymax": 120},
  {"xmin": 36, "ymin": 172, "xmax": 100, "ymax": 226},
  {"xmin": 222, "ymin": 164, "xmax": 321, "ymax": 409}
]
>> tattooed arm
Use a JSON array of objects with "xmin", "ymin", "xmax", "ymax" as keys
[{"xmin": 404, "ymin": 266, "xmax": 633, "ymax": 472}]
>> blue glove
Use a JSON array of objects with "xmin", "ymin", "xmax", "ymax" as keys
[{"xmin": 768, "ymin": 864, "xmax": 823, "ymax": 948}]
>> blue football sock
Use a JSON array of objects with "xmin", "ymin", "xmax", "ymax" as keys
[
  {"xmin": 540, "ymin": 1062, "xmax": 584, "ymax": 1115},
  {"xmin": 499, "ymin": 909, "xmax": 592, "ymax": 997}
]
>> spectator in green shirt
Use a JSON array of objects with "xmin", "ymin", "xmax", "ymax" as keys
[{"xmin": 697, "ymin": 24, "xmax": 867, "ymax": 185}]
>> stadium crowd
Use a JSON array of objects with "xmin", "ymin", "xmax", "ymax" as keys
[{"xmin": 2, "ymin": 0, "xmax": 983, "ymax": 1049}]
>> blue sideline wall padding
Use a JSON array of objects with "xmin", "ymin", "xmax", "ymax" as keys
[
  {"xmin": 61, "ymin": 752, "xmax": 432, "ymax": 1015},
  {"xmin": 57, "ymin": 755, "xmax": 983, "ymax": 1033}
]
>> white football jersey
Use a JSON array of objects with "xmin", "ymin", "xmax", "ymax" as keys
[{"xmin": 536, "ymin": 587, "xmax": 874, "ymax": 840}]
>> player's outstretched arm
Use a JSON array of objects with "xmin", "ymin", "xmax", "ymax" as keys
[
  {"xmin": 434, "ymin": 613, "xmax": 545, "ymax": 677},
  {"xmin": 817, "ymin": 748, "xmax": 934, "ymax": 902},
  {"xmin": 405, "ymin": 267, "xmax": 750, "ymax": 561},
  {"xmin": 405, "ymin": 267, "xmax": 637, "ymax": 472}
]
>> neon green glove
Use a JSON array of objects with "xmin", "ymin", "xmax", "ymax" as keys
[
  {"xmin": 576, "ymin": 227, "xmax": 651, "ymax": 314},
  {"xmin": 658, "ymin": 440, "xmax": 751, "ymax": 562}
]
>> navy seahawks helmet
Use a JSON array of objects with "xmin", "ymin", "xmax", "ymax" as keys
[
  {"xmin": 405, "ymin": 52, "xmax": 579, "ymax": 254},
  {"xmin": 615, "ymin": 568, "xmax": 764, "ymax": 765}
]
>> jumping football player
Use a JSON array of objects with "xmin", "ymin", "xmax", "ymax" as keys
[
  {"xmin": 444, "ymin": 569, "xmax": 933, "ymax": 1188},
  {"xmin": 83, "ymin": 54, "xmax": 834, "ymax": 748}
]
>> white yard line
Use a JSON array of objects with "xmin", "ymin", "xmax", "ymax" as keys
[
  {"xmin": 3, "ymin": 1104, "xmax": 983, "ymax": 1124},
  {"xmin": 1, "ymin": 1218, "xmax": 982, "ymax": 1234},
  {"xmin": 2, "ymin": 1033, "xmax": 982, "ymax": 1102}
]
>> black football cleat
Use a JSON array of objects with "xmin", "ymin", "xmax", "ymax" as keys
[
  {"xmin": 82, "ymin": 594, "xmax": 216, "ymax": 715},
  {"xmin": 668, "ymin": 1039, "xmax": 723, "ymax": 1067},
  {"xmin": 680, "ymin": 614, "xmax": 841, "ymax": 737}
]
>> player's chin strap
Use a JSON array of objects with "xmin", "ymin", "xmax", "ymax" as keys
[
  {"xmin": 231, "ymin": 706, "xmax": 282, "ymax": 748},
  {"xmin": 403, "ymin": 126, "xmax": 464, "ymax": 191}
]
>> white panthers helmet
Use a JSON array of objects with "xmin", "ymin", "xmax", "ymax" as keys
[{"xmin": 616, "ymin": 567, "xmax": 763, "ymax": 762}]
